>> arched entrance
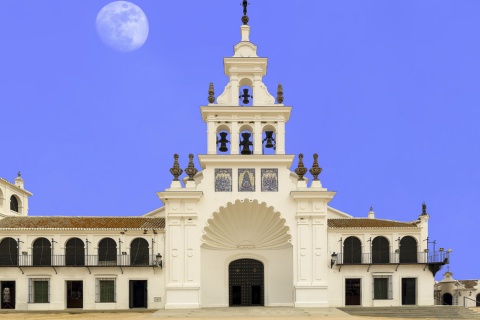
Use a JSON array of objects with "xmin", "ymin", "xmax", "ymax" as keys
[
  {"xmin": 443, "ymin": 293, "xmax": 453, "ymax": 305},
  {"xmin": 229, "ymin": 259, "xmax": 264, "ymax": 306},
  {"xmin": 476, "ymin": 293, "xmax": 480, "ymax": 307}
]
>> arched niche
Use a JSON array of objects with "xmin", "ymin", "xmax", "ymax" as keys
[
  {"xmin": 216, "ymin": 124, "xmax": 231, "ymax": 154},
  {"xmin": 261, "ymin": 124, "xmax": 277, "ymax": 155},
  {"xmin": 238, "ymin": 124, "xmax": 254, "ymax": 155},
  {"xmin": 10, "ymin": 195, "xmax": 21, "ymax": 214}
]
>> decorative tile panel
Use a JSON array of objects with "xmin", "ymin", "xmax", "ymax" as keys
[
  {"xmin": 261, "ymin": 169, "xmax": 278, "ymax": 192},
  {"xmin": 215, "ymin": 169, "xmax": 232, "ymax": 192},
  {"xmin": 238, "ymin": 169, "xmax": 255, "ymax": 192}
]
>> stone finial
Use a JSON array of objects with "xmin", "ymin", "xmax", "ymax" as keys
[
  {"xmin": 169, "ymin": 154, "xmax": 183, "ymax": 181},
  {"xmin": 208, "ymin": 82, "xmax": 215, "ymax": 103},
  {"xmin": 309, "ymin": 153, "xmax": 322, "ymax": 180},
  {"xmin": 185, "ymin": 153, "xmax": 198, "ymax": 181},
  {"xmin": 421, "ymin": 202, "xmax": 427, "ymax": 215},
  {"xmin": 294, "ymin": 154, "xmax": 308, "ymax": 181},
  {"xmin": 241, "ymin": 0, "xmax": 249, "ymax": 25},
  {"xmin": 276, "ymin": 83, "xmax": 284, "ymax": 104}
]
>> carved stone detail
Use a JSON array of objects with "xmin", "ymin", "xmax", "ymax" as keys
[
  {"xmin": 170, "ymin": 154, "xmax": 183, "ymax": 181},
  {"xmin": 309, "ymin": 153, "xmax": 322, "ymax": 181},
  {"xmin": 208, "ymin": 82, "xmax": 215, "ymax": 103},
  {"xmin": 294, "ymin": 154, "xmax": 307, "ymax": 181},
  {"xmin": 184, "ymin": 153, "xmax": 198, "ymax": 181},
  {"xmin": 276, "ymin": 83, "xmax": 284, "ymax": 104}
]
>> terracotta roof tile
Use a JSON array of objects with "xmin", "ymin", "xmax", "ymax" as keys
[
  {"xmin": 0, "ymin": 216, "xmax": 165, "ymax": 230},
  {"xmin": 458, "ymin": 280, "xmax": 478, "ymax": 289},
  {"xmin": 328, "ymin": 218, "xmax": 419, "ymax": 229}
]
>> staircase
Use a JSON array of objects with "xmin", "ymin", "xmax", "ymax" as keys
[{"xmin": 338, "ymin": 306, "xmax": 480, "ymax": 319}]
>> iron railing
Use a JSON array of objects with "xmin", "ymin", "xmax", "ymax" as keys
[
  {"xmin": 336, "ymin": 251, "xmax": 449, "ymax": 265},
  {"xmin": 0, "ymin": 254, "xmax": 160, "ymax": 267}
]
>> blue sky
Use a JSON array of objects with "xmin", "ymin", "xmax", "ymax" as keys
[{"xmin": 1, "ymin": 1, "xmax": 479, "ymax": 280}]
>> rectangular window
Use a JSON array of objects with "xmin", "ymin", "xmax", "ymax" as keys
[
  {"xmin": 96, "ymin": 278, "xmax": 116, "ymax": 303},
  {"xmin": 28, "ymin": 278, "xmax": 50, "ymax": 303},
  {"xmin": 373, "ymin": 275, "xmax": 392, "ymax": 300}
]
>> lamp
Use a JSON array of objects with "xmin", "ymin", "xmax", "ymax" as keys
[
  {"xmin": 156, "ymin": 253, "xmax": 163, "ymax": 269},
  {"xmin": 331, "ymin": 252, "xmax": 338, "ymax": 269}
]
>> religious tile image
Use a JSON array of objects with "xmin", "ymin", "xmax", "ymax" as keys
[
  {"xmin": 261, "ymin": 168, "xmax": 278, "ymax": 192},
  {"xmin": 215, "ymin": 168, "xmax": 232, "ymax": 192},
  {"xmin": 238, "ymin": 169, "xmax": 255, "ymax": 192}
]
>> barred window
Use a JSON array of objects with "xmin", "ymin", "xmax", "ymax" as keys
[
  {"xmin": 28, "ymin": 278, "xmax": 50, "ymax": 303},
  {"xmin": 373, "ymin": 275, "xmax": 392, "ymax": 300},
  {"xmin": 96, "ymin": 278, "xmax": 116, "ymax": 303}
]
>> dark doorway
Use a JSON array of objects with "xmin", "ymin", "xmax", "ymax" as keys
[
  {"xmin": 1, "ymin": 281, "xmax": 15, "ymax": 309},
  {"xmin": 402, "ymin": 278, "xmax": 416, "ymax": 305},
  {"xmin": 129, "ymin": 280, "xmax": 147, "ymax": 308},
  {"xmin": 229, "ymin": 259, "xmax": 264, "ymax": 306},
  {"xmin": 443, "ymin": 293, "xmax": 453, "ymax": 305},
  {"xmin": 66, "ymin": 281, "xmax": 83, "ymax": 308},
  {"xmin": 476, "ymin": 293, "xmax": 480, "ymax": 307},
  {"xmin": 345, "ymin": 278, "xmax": 361, "ymax": 306}
]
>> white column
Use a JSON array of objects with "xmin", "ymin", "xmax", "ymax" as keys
[
  {"xmin": 254, "ymin": 121, "xmax": 262, "ymax": 154},
  {"xmin": 231, "ymin": 122, "xmax": 239, "ymax": 154},
  {"xmin": 207, "ymin": 121, "xmax": 216, "ymax": 154},
  {"xmin": 276, "ymin": 121, "xmax": 286, "ymax": 154}
]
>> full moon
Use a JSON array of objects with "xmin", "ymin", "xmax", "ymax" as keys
[{"xmin": 96, "ymin": 1, "xmax": 149, "ymax": 52}]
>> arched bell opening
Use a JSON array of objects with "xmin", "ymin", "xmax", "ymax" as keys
[
  {"xmin": 261, "ymin": 124, "xmax": 277, "ymax": 155},
  {"xmin": 239, "ymin": 85, "xmax": 253, "ymax": 106},
  {"xmin": 216, "ymin": 124, "xmax": 231, "ymax": 154},
  {"xmin": 238, "ymin": 124, "xmax": 254, "ymax": 155}
]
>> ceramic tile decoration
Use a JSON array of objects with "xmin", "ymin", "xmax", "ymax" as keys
[
  {"xmin": 215, "ymin": 168, "xmax": 232, "ymax": 192},
  {"xmin": 238, "ymin": 169, "xmax": 255, "ymax": 192},
  {"xmin": 261, "ymin": 169, "xmax": 278, "ymax": 192}
]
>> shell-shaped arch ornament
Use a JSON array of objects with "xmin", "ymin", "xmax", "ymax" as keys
[{"xmin": 202, "ymin": 199, "xmax": 292, "ymax": 250}]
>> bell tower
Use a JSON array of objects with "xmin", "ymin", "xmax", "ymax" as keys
[{"xmin": 201, "ymin": 4, "xmax": 291, "ymax": 156}]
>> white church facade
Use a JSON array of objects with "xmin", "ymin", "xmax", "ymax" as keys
[{"xmin": 0, "ymin": 4, "xmax": 449, "ymax": 311}]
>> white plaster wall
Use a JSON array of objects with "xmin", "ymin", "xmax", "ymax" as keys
[
  {"xmin": 200, "ymin": 247, "xmax": 293, "ymax": 307},
  {"xmin": 0, "ymin": 230, "xmax": 166, "ymax": 310}
]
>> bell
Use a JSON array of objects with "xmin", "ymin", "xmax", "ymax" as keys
[
  {"xmin": 239, "ymin": 132, "xmax": 253, "ymax": 155},
  {"xmin": 217, "ymin": 132, "xmax": 229, "ymax": 152},
  {"xmin": 239, "ymin": 88, "xmax": 251, "ymax": 105},
  {"xmin": 264, "ymin": 131, "xmax": 275, "ymax": 149}
]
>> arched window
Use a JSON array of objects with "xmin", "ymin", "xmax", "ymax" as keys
[
  {"xmin": 0, "ymin": 237, "xmax": 18, "ymax": 266},
  {"xmin": 443, "ymin": 293, "xmax": 453, "ymax": 305},
  {"xmin": 372, "ymin": 236, "xmax": 390, "ymax": 263},
  {"xmin": 10, "ymin": 195, "xmax": 19, "ymax": 212},
  {"xmin": 65, "ymin": 238, "xmax": 85, "ymax": 266},
  {"xmin": 344, "ymin": 236, "xmax": 362, "ymax": 264},
  {"xmin": 33, "ymin": 238, "xmax": 51, "ymax": 266},
  {"xmin": 98, "ymin": 238, "xmax": 117, "ymax": 266},
  {"xmin": 400, "ymin": 236, "xmax": 418, "ymax": 263},
  {"xmin": 130, "ymin": 238, "xmax": 149, "ymax": 266}
]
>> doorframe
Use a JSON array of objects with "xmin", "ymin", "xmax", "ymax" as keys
[
  {"xmin": 65, "ymin": 280, "xmax": 84, "ymax": 309},
  {"xmin": 225, "ymin": 254, "xmax": 268, "ymax": 307},
  {"xmin": 1, "ymin": 281, "xmax": 16, "ymax": 309},
  {"xmin": 401, "ymin": 277, "xmax": 417, "ymax": 305},
  {"xmin": 129, "ymin": 279, "xmax": 148, "ymax": 309},
  {"xmin": 343, "ymin": 276, "xmax": 363, "ymax": 306}
]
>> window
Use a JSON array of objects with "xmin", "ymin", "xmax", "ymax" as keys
[
  {"xmin": 0, "ymin": 237, "xmax": 18, "ymax": 266},
  {"xmin": 400, "ymin": 236, "xmax": 417, "ymax": 263},
  {"xmin": 32, "ymin": 237, "xmax": 51, "ymax": 266},
  {"xmin": 98, "ymin": 238, "xmax": 117, "ymax": 265},
  {"xmin": 343, "ymin": 236, "xmax": 362, "ymax": 264},
  {"xmin": 96, "ymin": 278, "xmax": 116, "ymax": 303},
  {"xmin": 28, "ymin": 278, "xmax": 50, "ymax": 303},
  {"xmin": 373, "ymin": 275, "xmax": 392, "ymax": 300},
  {"xmin": 372, "ymin": 236, "xmax": 390, "ymax": 263},
  {"xmin": 65, "ymin": 238, "xmax": 85, "ymax": 266},
  {"xmin": 10, "ymin": 195, "xmax": 19, "ymax": 212},
  {"xmin": 130, "ymin": 238, "xmax": 149, "ymax": 266}
]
